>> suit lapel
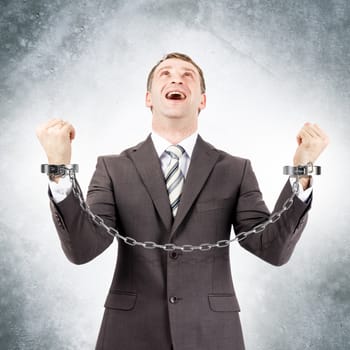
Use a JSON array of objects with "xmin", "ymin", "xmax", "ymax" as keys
[
  {"xmin": 170, "ymin": 136, "xmax": 220, "ymax": 237},
  {"xmin": 128, "ymin": 135, "xmax": 173, "ymax": 232}
]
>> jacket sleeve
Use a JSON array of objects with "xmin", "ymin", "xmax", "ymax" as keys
[
  {"xmin": 49, "ymin": 157, "xmax": 116, "ymax": 264},
  {"xmin": 233, "ymin": 159, "xmax": 312, "ymax": 266}
]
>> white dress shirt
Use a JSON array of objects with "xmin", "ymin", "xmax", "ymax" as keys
[
  {"xmin": 49, "ymin": 132, "xmax": 312, "ymax": 203},
  {"xmin": 151, "ymin": 131, "xmax": 197, "ymax": 179}
]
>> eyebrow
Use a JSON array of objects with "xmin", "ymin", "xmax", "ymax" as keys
[{"xmin": 157, "ymin": 66, "xmax": 197, "ymax": 75}]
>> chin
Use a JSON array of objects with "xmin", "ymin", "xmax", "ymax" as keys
[
  {"xmin": 164, "ymin": 109, "xmax": 196, "ymax": 119},
  {"xmin": 165, "ymin": 114, "xmax": 184, "ymax": 119}
]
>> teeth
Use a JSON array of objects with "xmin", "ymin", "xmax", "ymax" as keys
[{"xmin": 166, "ymin": 91, "xmax": 186, "ymax": 99}]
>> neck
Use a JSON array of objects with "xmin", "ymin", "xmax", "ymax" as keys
[{"xmin": 152, "ymin": 116, "xmax": 198, "ymax": 144}]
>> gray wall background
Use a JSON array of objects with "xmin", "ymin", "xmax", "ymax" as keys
[{"xmin": 1, "ymin": 0, "xmax": 349, "ymax": 349}]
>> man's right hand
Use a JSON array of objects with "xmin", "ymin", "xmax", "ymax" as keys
[{"xmin": 36, "ymin": 119, "xmax": 75, "ymax": 165}]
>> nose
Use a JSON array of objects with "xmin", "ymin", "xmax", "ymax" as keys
[
  {"xmin": 171, "ymin": 72, "xmax": 184, "ymax": 85},
  {"xmin": 171, "ymin": 80, "xmax": 183, "ymax": 88}
]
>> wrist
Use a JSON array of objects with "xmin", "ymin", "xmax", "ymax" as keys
[
  {"xmin": 47, "ymin": 157, "xmax": 71, "ymax": 165},
  {"xmin": 283, "ymin": 163, "xmax": 321, "ymax": 177},
  {"xmin": 41, "ymin": 164, "xmax": 79, "ymax": 182},
  {"xmin": 283, "ymin": 162, "xmax": 320, "ymax": 190}
]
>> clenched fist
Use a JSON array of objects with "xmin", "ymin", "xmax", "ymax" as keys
[
  {"xmin": 36, "ymin": 119, "xmax": 75, "ymax": 164},
  {"xmin": 293, "ymin": 123, "xmax": 329, "ymax": 166},
  {"xmin": 293, "ymin": 123, "xmax": 329, "ymax": 189}
]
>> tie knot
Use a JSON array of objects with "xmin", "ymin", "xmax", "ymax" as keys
[{"xmin": 165, "ymin": 145, "xmax": 185, "ymax": 160}]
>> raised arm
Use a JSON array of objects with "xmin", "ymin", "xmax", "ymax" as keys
[
  {"xmin": 36, "ymin": 119, "xmax": 114, "ymax": 264},
  {"xmin": 236, "ymin": 123, "xmax": 329, "ymax": 266}
]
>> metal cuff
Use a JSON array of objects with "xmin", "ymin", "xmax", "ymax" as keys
[
  {"xmin": 41, "ymin": 164, "xmax": 79, "ymax": 178},
  {"xmin": 283, "ymin": 162, "xmax": 321, "ymax": 176}
]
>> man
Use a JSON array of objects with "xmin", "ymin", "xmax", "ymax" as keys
[{"xmin": 36, "ymin": 53, "xmax": 329, "ymax": 350}]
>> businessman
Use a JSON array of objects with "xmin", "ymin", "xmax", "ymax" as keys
[{"xmin": 36, "ymin": 52, "xmax": 329, "ymax": 350}]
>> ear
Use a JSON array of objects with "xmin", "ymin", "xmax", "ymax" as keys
[
  {"xmin": 198, "ymin": 93, "xmax": 206, "ymax": 111},
  {"xmin": 145, "ymin": 91, "xmax": 153, "ymax": 108}
]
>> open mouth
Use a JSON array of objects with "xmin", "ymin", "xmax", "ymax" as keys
[{"xmin": 165, "ymin": 91, "xmax": 186, "ymax": 100}]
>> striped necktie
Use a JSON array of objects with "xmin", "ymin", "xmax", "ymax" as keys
[{"xmin": 164, "ymin": 145, "xmax": 185, "ymax": 217}]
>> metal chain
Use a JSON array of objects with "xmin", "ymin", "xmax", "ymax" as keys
[{"xmin": 67, "ymin": 168, "xmax": 300, "ymax": 252}]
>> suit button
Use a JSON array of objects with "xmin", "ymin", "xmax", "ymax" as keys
[
  {"xmin": 169, "ymin": 251, "xmax": 179, "ymax": 259},
  {"xmin": 169, "ymin": 296, "xmax": 179, "ymax": 304}
]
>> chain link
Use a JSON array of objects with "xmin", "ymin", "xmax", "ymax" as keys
[{"xmin": 67, "ymin": 168, "xmax": 300, "ymax": 252}]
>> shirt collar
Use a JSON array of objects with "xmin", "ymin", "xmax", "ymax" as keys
[{"xmin": 151, "ymin": 131, "xmax": 198, "ymax": 158}]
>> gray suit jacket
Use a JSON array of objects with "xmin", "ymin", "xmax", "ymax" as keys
[{"xmin": 50, "ymin": 135, "xmax": 311, "ymax": 350}]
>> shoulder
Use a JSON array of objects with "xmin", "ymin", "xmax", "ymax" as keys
[
  {"xmin": 95, "ymin": 137, "xmax": 149, "ymax": 166},
  {"xmin": 199, "ymin": 136, "xmax": 250, "ymax": 168},
  {"xmin": 100, "ymin": 137, "xmax": 149, "ymax": 159}
]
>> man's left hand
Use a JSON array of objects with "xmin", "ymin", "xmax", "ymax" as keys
[{"xmin": 293, "ymin": 123, "xmax": 329, "ymax": 189}]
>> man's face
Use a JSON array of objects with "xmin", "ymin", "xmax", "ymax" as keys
[{"xmin": 145, "ymin": 58, "xmax": 206, "ymax": 120}]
